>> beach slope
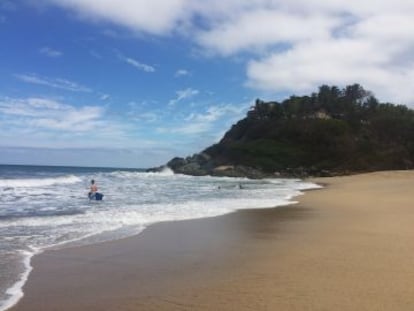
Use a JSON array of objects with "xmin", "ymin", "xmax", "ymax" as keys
[{"xmin": 11, "ymin": 171, "xmax": 414, "ymax": 310}]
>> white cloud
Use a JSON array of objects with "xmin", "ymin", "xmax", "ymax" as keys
[
  {"xmin": 175, "ymin": 69, "xmax": 190, "ymax": 77},
  {"xmin": 272, "ymin": 0, "xmax": 414, "ymax": 17},
  {"xmin": 125, "ymin": 57, "xmax": 155, "ymax": 72},
  {"xmin": 127, "ymin": 108, "xmax": 160, "ymax": 123},
  {"xmin": 185, "ymin": 105, "xmax": 241, "ymax": 123},
  {"xmin": 0, "ymin": 97, "xmax": 105, "ymax": 132},
  {"xmin": 100, "ymin": 94, "xmax": 110, "ymax": 100},
  {"xmin": 133, "ymin": 112, "xmax": 159, "ymax": 123},
  {"xmin": 45, "ymin": 0, "xmax": 191, "ymax": 35},
  {"xmin": 126, "ymin": 100, "xmax": 163, "ymax": 123},
  {"xmin": 0, "ymin": 96, "xmax": 145, "ymax": 150},
  {"xmin": 15, "ymin": 73, "xmax": 92, "ymax": 92},
  {"xmin": 164, "ymin": 102, "xmax": 249, "ymax": 135},
  {"xmin": 247, "ymin": 22, "xmax": 414, "ymax": 104},
  {"xmin": 168, "ymin": 88, "xmax": 199, "ymax": 106},
  {"xmin": 39, "ymin": 46, "xmax": 63, "ymax": 58},
  {"xmin": 43, "ymin": 0, "xmax": 414, "ymax": 105},
  {"xmin": 118, "ymin": 54, "xmax": 155, "ymax": 72},
  {"xmin": 196, "ymin": 10, "xmax": 340, "ymax": 56}
]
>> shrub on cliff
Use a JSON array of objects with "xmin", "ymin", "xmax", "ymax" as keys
[{"xmin": 201, "ymin": 84, "xmax": 414, "ymax": 175}]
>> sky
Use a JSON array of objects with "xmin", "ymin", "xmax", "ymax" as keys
[{"xmin": 1, "ymin": 0, "xmax": 414, "ymax": 168}]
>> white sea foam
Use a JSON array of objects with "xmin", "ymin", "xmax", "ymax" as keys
[
  {"xmin": 0, "ymin": 166, "xmax": 322, "ymax": 311},
  {"xmin": 108, "ymin": 167, "xmax": 174, "ymax": 179},
  {"xmin": 0, "ymin": 175, "xmax": 81, "ymax": 188},
  {"xmin": 0, "ymin": 250, "xmax": 36, "ymax": 311}
]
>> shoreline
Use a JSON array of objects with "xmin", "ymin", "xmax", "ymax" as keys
[
  {"xmin": 9, "ymin": 205, "xmax": 313, "ymax": 311},
  {"xmin": 2, "ymin": 178, "xmax": 318, "ymax": 311},
  {"xmin": 10, "ymin": 170, "xmax": 414, "ymax": 310}
]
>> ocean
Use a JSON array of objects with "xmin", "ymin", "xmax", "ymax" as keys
[{"xmin": 0, "ymin": 164, "xmax": 320, "ymax": 310}]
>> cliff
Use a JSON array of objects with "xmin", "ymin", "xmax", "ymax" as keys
[{"xmin": 162, "ymin": 84, "xmax": 414, "ymax": 178}]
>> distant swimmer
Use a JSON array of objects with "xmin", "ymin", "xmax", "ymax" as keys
[
  {"xmin": 88, "ymin": 179, "xmax": 103, "ymax": 200},
  {"xmin": 89, "ymin": 179, "xmax": 97, "ymax": 196}
]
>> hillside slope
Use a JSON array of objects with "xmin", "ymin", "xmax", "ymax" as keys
[{"xmin": 166, "ymin": 84, "xmax": 414, "ymax": 178}]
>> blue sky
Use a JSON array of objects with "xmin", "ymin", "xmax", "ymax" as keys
[{"xmin": 1, "ymin": 0, "xmax": 414, "ymax": 168}]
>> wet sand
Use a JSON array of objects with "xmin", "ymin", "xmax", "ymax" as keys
[{"xmin": 11, "ymin": 171, "xmax": 414, "ymax": 310}]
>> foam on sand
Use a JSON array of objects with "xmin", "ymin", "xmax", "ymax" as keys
[{"xmin": 0, "ymin": 250, "xmax": 36, "ymax": 311}]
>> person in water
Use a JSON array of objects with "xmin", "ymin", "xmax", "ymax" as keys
[{"xmin": 89, "ymin": 179, "xmax": 98, "ymax": 199}]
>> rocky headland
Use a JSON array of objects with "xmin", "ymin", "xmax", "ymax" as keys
[{"xmin": 150, "ymin": 84, "xmax": 414, "ymax": 178}]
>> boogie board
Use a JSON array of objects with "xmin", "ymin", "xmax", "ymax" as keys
[{"xmin": 89, "ymin": 192, "xmax": 104, "ymax": 200}]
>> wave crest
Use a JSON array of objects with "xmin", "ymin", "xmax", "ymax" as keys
[
  {"xmin": 109, "ymin": 167, "xmax": 174, "ymax": 179},
  {"xmin": 0, "ymin": 175, "xmax": 81, "ymax": 188}
]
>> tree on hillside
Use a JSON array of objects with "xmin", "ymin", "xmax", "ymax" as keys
[{"xmin": 205, "ymin": 84, "xmax": 414, "ymax": 174}]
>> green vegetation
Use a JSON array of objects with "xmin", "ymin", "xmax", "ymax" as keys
[{"xmin": 203, "ymin": 84, "xmax": 414, "ymax": 176}]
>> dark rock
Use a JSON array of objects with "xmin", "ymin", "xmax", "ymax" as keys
[
  {"xmin": 146, "ymin": 165, "xmax": 167, "ymax": 173},
  {"xmin": 167, "ymin": 157, "xmax": 187, "ymax": 170},
  {"xmin": 175, "ymin": 162, "xmax": 208, "ymax": 176}
]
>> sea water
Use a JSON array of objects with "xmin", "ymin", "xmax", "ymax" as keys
[{"xmin": 0, "ymin": 164, "xmax": 320, "ymax": 310}]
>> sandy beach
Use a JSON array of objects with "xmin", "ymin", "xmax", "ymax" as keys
[{"xmin": 11, "ymin": 171, "xmax": 414, "ymax": 310}]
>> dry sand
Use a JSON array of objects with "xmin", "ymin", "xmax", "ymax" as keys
[{"xmin": 11, "ymin": 171, "xmax": 414, "ymax": 310}]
